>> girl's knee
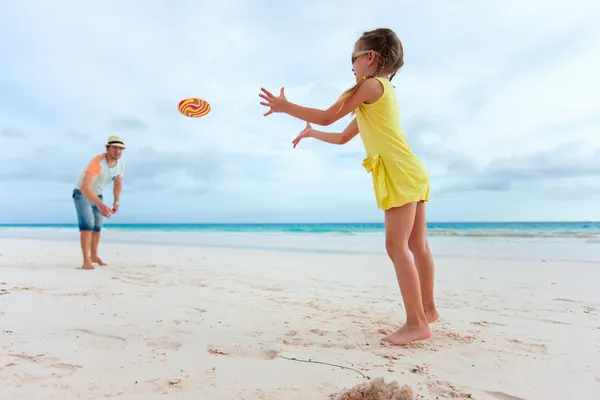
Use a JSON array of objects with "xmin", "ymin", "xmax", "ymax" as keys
[
  {"xmin": 386, "ymin": 237, "xmax": 410, "ymax": 261},
  {"xmin": 408, "ymin": 237, "xmax": 429, "ymax": 257}
]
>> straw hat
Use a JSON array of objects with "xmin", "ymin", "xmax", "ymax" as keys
[{"xmin": 105, "ymin": 135, "xmax": 126, "ymax": 149}]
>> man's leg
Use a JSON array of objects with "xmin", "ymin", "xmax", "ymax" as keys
[
  {"xmin": 80, "ymin": 232, "xmax": 93, "ymax": 269},
  {"xmin": 73, "ymin": 190, "xmax": 95, "ymax": 270},
  {"xmin": 90, "ymin": 200, "xmax": 107, "ymax": 266}
]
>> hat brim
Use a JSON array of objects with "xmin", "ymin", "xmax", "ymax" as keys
[{"xmin": 106, "ymin": 143, "xmax": 126, "ymax": 149}]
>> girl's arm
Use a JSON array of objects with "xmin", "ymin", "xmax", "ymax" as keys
[
  {"xmin": 293, "ymin": 119, "xmax": 359, "ymax": 148},
  {"xmin": 310, "ymin": 118, "xmax": 359, "ymax": 145},
  {"xmin": 260, "ymin": 78, "xmax": 382, "ymax": 126}
]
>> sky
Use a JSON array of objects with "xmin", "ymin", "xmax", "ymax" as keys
[{"xmin": 1, "ymin": 0, "xmax": 599, "ymax": 224}]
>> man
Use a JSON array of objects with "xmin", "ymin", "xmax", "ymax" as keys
[{"xmin": 72, "ymin": 135, "xmax": 126, "ymax": 270}]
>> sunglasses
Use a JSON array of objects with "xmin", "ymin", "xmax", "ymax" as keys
[{"xmin": 351, "ymin": 50, "xmax": 379, "ymax": 64}]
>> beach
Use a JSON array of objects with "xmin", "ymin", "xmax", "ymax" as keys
[{"xmin": 1, "ymin": 228, "xmax": 599, "ymax": 399}]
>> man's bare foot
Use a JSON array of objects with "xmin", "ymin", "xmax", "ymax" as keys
[
  {"xmin": 381, "ymin": 323, "xmax": 431, "ymax": 346},
  {"xmin": 91, "ymin": 256, "xmax": 107, "ymax": 266},
  {"xmin": 82, "ymin": 262, "xmax": 95, "ymax": 270},
  {"xmin": 425, "ymin": 307, "xmax": 440, "ymax": 323}
]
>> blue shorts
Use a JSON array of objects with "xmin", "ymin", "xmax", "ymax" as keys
[{"xmin": 72, "ymin": 189, "xmax": 103, "ymax": 232}]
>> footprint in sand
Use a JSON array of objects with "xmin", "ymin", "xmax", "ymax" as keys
[
  {"xmin": 471, "ymin": 321, "xmax": 505, "ymax": 327},
  {"xmin": 410, "ymin": 364, "xmax": 429, "ymax": 375},
  {"xmin": 176, "ymin": 278, "xmax": 209, "ymax": 288},
  {"xmin": 375, "ymin": 350, "xmax": 404, "ymax": 361},
  {"xmin": 437, "ymin": 329, "xmax": 477, "ymax": 344},
  {"xmin": 50, "ymin": 363, "xmax": 83, "ymax": 370},
  {"xmin": 3, "ymin": 353, "xmax": 82, "ymax": 380},
  {"xmin": 506, "ymin": 338, "xmax": 548, "ymax": 354},
  {"xmin": 283, "ymin": 337, "xmax": 357, "ymax": 351},
  {"xmin": 473, "ymin": 305, "xmax": 497, "ymax": 312},
  {"xmin": 207, "ymin": 344, "xmax": 279, "ymax": 360},
  {"xmin": 145, "ymin": 338, "xmax": 182, "ymax": 351},
  {"xmin": 282, "ymin": 328, "xmax": 356, "ymax": 350},
  {"xmin": 48, "ymin": 363, "xmax": 83, "ymax": 377},
  {"xmin": 119, "ymin": 273, "xmax": 159, "ymax": 287},
  {"xmin": 484, "ymin": 391, "xmax": 526, "ymax": 400},
  {"xmin": 53, "ymin": 291, "xmax": 123, "ymax": 299},
  {"xmin": 427, "ymin": 380, "xmax": 472, "ymax": 399},
  {"xmin": 377, "ymin": 326, "xmax": 396, "ymax": 336},
  {"xmin": 583, "ymin": 305, "xmax": 597, "ymax": 315},
  {"xmin": 7, "ymin": 352, "xmax": 57, "ymax": 363},
  {"xmin": 69, "ymin": 329, "xmax": 127, "ymax": 350},
  {"xmin": 181, "ymin": 306, "xmax": 207, "ymax": 316},
  {"xmin": 553, "ymin": 297, "xmax": 577, "ymax": 303},
  {"xmin": 253, "ymin": 284, "xmax": 285, "ymax": 292},
  {"xmin": 8, "ymin": 286, "xmax": 44, "ymax": 293}
]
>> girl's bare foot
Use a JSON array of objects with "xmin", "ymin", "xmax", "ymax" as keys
[
  {"xmin": 91, "ymin": 256, "xmax": 107, "ymax": 266},
  {"xmin": 82, "ymin": 262, "xmax": 95, "ymax": 270},
  {"xmin": 425, "ymin": 307, "xmax": 440, "ymax": 323},
  {"xmin": 381, "ymin": 323, "xmax": 431, "ymax": 346}
]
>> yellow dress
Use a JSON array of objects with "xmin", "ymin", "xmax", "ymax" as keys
[{"xmin": 354, "ymin": 77, "xmax": 430, "ymax": 210}]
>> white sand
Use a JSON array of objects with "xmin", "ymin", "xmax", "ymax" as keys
[{"xmin": 1, "ymin": 233, "xmax": 599, "ymax": 399}]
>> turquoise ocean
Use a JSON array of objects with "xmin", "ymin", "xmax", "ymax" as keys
[
  {"xmin": 1, "ymin": 221, "xmax": 599, "ymax": 237},
  {"xmin": 1, "ymin": 221, "xmax": 599, "ymax": 263}
]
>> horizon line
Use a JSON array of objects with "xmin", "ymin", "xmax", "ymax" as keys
[{"xmin": 1, "ymin": 220, "xmax": 599, "ymax": 226}]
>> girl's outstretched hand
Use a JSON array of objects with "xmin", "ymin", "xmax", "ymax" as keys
[
  {"xmin": 259, "ymin": 87, "xmax": 287, "ymax": 116},
  {"xmin": 292, "ymin": 121, "xmax": 313, "ymax": 148}
]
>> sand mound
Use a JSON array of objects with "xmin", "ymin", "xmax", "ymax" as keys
[{"xmin": 332, "ymin": 378, "xmax": 416, "ymax": 400}]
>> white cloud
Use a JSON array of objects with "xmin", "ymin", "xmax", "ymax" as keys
[{"xmin": 1, "ymin": 0, "xmax": 599, "ymax": 223}]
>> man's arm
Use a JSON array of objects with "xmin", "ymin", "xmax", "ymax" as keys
[
  {"xmin": 79, "ymin": 156, "xmax": 106, "ymax": 207},
  {"xmin": 80, "ymin": 173, "xmax": 104, "ymax": 207},
  {"xmin": 113, "ymin": 176, "xmax": 122, "ymax": 206}
]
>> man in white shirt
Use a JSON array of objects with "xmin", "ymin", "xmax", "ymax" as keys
[{"xmin": 73, "ymin": 135, "xmax": 126, "ymax": 270}]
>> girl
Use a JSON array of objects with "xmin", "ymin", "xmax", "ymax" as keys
[{"xmin": 259, "ymin": 28, "xmax": 439, "ymax": 346}]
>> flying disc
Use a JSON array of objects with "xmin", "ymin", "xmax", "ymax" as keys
[{"xmin": 178, "ymin": 98, "xmax": 211, "ymax": 118}]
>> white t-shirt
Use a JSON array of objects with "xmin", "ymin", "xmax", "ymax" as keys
[{"xmin": 75, "ymin": 153, "xmax": 125, "ymax": 195}]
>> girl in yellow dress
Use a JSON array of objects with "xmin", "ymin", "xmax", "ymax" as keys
[{"xmin": 259, "ymin": 28, "xmax": 439, "ymax": 346}]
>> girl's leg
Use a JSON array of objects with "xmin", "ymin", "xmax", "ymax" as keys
[
  {"xmin": 382, "ymin": 201, "xmax": 431, "ymax": 346},
  {"xmin": 408, "ymin": 201, "xmax": 439, "ymax": 323}
]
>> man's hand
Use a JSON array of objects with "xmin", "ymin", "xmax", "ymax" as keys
[
  {"xmin": 98, "ymin": 203, "xmax": 113, "ymax": 218},
  {"xmin": 112, "ymin": 202, "xmax": 120, "ymax": 214}
]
